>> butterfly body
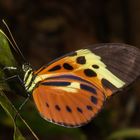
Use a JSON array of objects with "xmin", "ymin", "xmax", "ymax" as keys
[{"xmin": 21, "ymin": 43, "xmax": 140, "ymax": 127}]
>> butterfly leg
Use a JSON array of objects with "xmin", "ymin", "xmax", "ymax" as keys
[
  {"xmin": 3, "ymin": 74, "xmax": 31, "ymax": 120},
  {"xmin": 3, "ymin": 66, "xmax": 17, "ymax": 71},
  {"xmin": 0, "ymin": 75, "xmax": 23, "ymax": 86},
  {"xmin": 0, "ymin": 74, "xmax": 31, "ymax": 120},
  {"xmin": 14, "ymin": 95, "xmax": 31, "ymax": 122},
  {"xmin": 2, "ymin": 75, "xmax": 21, "ymax": 81},
  {"xmin": 1, "ymin": 66, "xmax": 22, "ymax": 83}
]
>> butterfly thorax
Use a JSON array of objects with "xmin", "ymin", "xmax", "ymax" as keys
[
  {"xmin": 22, "ymin": 63, "xmax": 51, "ymax": 92},
  {"xmin": 22, "ymin": 63, "xmax": 35, "ymax": 92}
]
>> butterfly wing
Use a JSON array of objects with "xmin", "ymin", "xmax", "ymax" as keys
[
  {"xmin": 33, "ymin": 43, "xmax": 140, "ymax": 127},
  {"xmin": 33, "ymin": 77, "xmax": 105, "ymax": 127}
]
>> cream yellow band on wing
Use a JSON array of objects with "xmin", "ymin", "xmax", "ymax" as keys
[{"xmin": 75, "ymin": 49, "xmax": 125, "ymax": 88}]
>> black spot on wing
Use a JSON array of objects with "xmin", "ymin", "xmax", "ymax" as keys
[
  {"xmin": 84, "ymin": 69, "xmax": 97, "ymax": 77},
  {"xmin": 80, "ymin": 84, "xmax": 97, "ymax": 94},
  {"xmin": 66, "ymin": 106, "xmax": 72, "ymax": 112},
  {"xmin": 48, "ymin": 65, "xmax": 61, "ymax": 72},
  {"xmin": 55, "ymin": 105, "xmax": 61, "ymax": 111},
  {"xmin": 92, "ymin": 65, "xmax": 99, "ymax": 69},
  {"xmin": 76, "ymin": 56, "xmax": 86, "ymax": 64},
  {"xmin": 101, "ymin": 78, "xmax": 117, "ymax": 90},
  {"xmin": 41, "ymin": 81, "xmax": 71, "ymax": 86},
  {"xmin": 63, "ymin": 63, "xmax": 74, "ymax": 70},
  {"xmin": 46, "ymin": 102, "xmax": 49, "ymax": 107},
  {"xmin": 90, "ymin": 96, "xmax": 97, "ymax": 104},
  {"xmin": 77, "ymin": 107, "xmax": 83, "ymax": 113},
  {"xmin": 86, "ymin": 105, "xmax": 93, "ymax": 111}
]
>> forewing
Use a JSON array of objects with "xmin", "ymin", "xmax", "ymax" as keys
[{"xmin": 35, "ymin": 43, "xmax": 140, "ymax": 97}]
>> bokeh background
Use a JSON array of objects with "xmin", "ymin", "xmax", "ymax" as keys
[{"xmin": 0, "ymin": 0, "xmax": 140, "ymax": 140}]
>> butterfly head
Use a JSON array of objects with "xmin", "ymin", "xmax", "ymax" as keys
[{"xmin": 22, "ymin": 63, "xmax": 32, "ymax": 72}]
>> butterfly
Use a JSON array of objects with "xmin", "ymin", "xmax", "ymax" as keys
[
  {"xmin": 1, "ymin": 24, "xmax": 140, "ymax": 128},
  {"xmin": 22, "ymin": 43, "xmax": 140, "ymax": 128}
]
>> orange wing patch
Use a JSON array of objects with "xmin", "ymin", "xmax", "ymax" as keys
[{"xmin": 33, "ymin": 78, "xmax": 105, "ymax": 127}]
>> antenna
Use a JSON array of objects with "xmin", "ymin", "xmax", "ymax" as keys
[{"xmin": 1, "ymin": 19, "xmax": 26, "ymax": 61}]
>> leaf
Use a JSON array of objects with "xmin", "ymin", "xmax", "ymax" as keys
[
  {"xmin": 0, "ymin": 30, "xmax": 39, "ymax": 140},
  {"xmin": 107, "ymin": 128, "xmax": 140, "ymax": 140},
  {"xmin": 0, "ymin": 29, "xmax": 16, "ymax": 66},
  {"xmin": 0, "ymin": 29, "xmax": 17, "ymax": 90},
  {"xmin": 0, "ymin": 29, "xmax": 24, "ymax": 140},
  {"xmin": 0, "ymin": 89, "xmax": 25, "ymax": 140}
]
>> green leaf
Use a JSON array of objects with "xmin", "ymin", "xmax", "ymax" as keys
[
  {"xmin": 0, "ymin": 29, "xmax": 17, "ymax": 90},
  {"xmin": 0, "ymin": 29, "xmax": 16, "ymax": 67},
  {"xmin": 107, "ymin": 128, "xmax": 140, "ymax": 140},
  {"xmin": 0, "ymin": 85, "xmax": 39, "ymax": 140},
  {"xmin": 0, "ymin": 89, "xmax": 25, "ymax": 140},
  {"xmin": 0, "ymin": 30, "xmax": 39, "ymax": 140},
  {"xmin": 0, "ymin": 29, "xmax": 25, "ymax": 140}
]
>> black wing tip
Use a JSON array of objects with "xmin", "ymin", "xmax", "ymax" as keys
[{"xmin": 91, "ymin": 43, "xmax": 140, "ymax": 93}]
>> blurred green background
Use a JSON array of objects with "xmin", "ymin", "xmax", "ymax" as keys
[{"xmin": 0, "ymin": 0, "xmax": 140, "ymax": 140}]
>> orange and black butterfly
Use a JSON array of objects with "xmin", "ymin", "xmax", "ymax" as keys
[
  {"xmin": 1, "ymin": 26, "xmax": 140, "ymax": 127},
  {"xmin": 23, "ymin": 43, "xmax": 140, "ymax": 127}
]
